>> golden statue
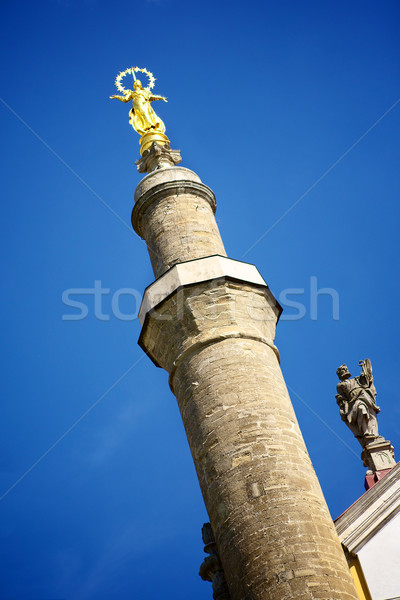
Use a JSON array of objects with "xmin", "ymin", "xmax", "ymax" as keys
[{"xmin": 110, "ymin": 67, "xmax": 169, "ymax": 155}]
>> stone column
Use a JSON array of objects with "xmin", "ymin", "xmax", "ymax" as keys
[
  {"xmin": 132, "ymin": 166, "xmax": 226, "ymax": 277},
  {"xmin": 132, "ymin": 163, "xmax": 359, "ymax": 600}
]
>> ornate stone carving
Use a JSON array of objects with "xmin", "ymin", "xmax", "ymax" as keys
[
  {"xmin": 336, "ymin": 359, "xmax": 396, "ymax": 476},
  {"xmin": 135, "ymin": 142, "xmax": 182, "ymax": 173},
  {"xmin": 336, "ymin": 359, "xmax": 380, "ymax": 447},
  {"xmin": 361, "ymin": 438, "xmax": 395, "ymax": 472},
  {"xmin": 199, "ymin": 523, "xmax": 231, "ymax": 600}
]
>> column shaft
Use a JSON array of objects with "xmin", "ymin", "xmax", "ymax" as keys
[
  {"xmin": 132, "ymin": 167, "xmax": 226, "ymax": 277},
  {"xmin": 133, "ymin": 167, "xmax": 359, "ymax": 600}
]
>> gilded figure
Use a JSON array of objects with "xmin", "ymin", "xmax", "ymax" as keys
[{"xmin": 110, "ymin": 68, "xmax": 167, "ymax": 136}]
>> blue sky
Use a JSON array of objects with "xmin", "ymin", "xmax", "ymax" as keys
[{"xmin": 0, "ymin": 0, "xmax": 399, "ymax": 598}]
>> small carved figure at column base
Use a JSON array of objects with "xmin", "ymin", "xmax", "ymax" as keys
[
  {"xmin": 135, "ymin": 142, "xmax": 182, "ymax": 173},
  {"xmin": 199, "ymin": 523, "xmax": 231, "ymax": 600}
]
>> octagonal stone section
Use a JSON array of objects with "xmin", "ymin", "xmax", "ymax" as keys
[
  {"xmin": 138, "ymin": 255, "xmax": 282, "ymax": 372},
  {"xmin": 138, "ymin": 255, "xmax": 280, "ymax": 326}
]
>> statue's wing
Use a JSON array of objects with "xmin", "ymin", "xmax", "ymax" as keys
[{"xmin": 364, "ymin": 358, "xmax": 373, "ymax": 382}]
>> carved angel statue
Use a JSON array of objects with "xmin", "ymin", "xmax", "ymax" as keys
[
  {"xmin": 110, "ymin": 79, "xmax": 167, "ymax": 136},
  {"xmin": 336, "ymin": 359, "xmax": 381, "ymax": 447}
]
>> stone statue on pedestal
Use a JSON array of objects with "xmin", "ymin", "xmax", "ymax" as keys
[
  {"xmin": 335, "ymin": 359, "xmax": 396, "ymax": 477},
  {"xmin": 336, "ymin": 359, "xmax": 380, "ymax": 447}
]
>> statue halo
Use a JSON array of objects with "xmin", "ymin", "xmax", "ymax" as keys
[{"xmin": 115, "ymin": 67, "xmax": 156, "ymax": 95}]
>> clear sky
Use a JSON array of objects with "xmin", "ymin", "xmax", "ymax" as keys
[{"xmin": 0, "ymin": 0, "xmax": 399, "ymax": 598}]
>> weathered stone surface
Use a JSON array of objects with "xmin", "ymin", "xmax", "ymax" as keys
[
  {"xmin": 135, "ymin": 142, "xmax": 182, "ymax": 173},
  {"xmin": 138, "ymin": 255, "xmax": 274, "ymax": 327},
  {"xmin": 134, "ymin": 167, "xmax": 359, "ymax": 600},
  {"xmin": 173, "ymin": 339, "xmax": 357, "ymax": 600},
  {"xmin": 361, "ymin": 438, "xmax": 396, "ymax": 472},
  {"xmin": 132, "ymin": 167, "xmax": 226, "ymax": 278},
  {"xmin": 139, "ymin": 278, "xmax": 281, "ymax": 370},
  {"xmin": 138, "ymin": 278, "xmax": 358, "ymax": 599},
  {"xmin": 134, "ymin": 165, "xmax": 201, "ymax": 201}
]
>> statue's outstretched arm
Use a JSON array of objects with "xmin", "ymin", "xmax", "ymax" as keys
[
  {"xmin": 149, "ymin": 94, "xmax": 168, "ymax": 103},
  {"xmin": 110, "ymin": 94, "xmax": 131, "ymax": 103}
]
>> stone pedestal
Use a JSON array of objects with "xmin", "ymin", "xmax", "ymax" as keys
[
  {"xmin": 362, "ymin": 438, "xmax": 396, "ymax": 472},
  {"xmin": 132, "ymin": 165, "xmax": 359, "ymax": 600},
  {"xmin": 135, "ymin": 142, "xmax": 182, "ymax": 173},
  {"xmin": 362, "ymin": 438, "xmax": 396, "ymax": 490}
]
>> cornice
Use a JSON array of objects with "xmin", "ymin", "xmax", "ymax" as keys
[
  {"xmin": 137, "ymin": 255, "xmax": 281, "ymax": 326},
  {"xmin": 132, "ymin": 179, "xmax": 216, "ymax": 238},
  {"xmin": 335, "ymin": 462, "xmax": 400, "ymax": 554}
]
